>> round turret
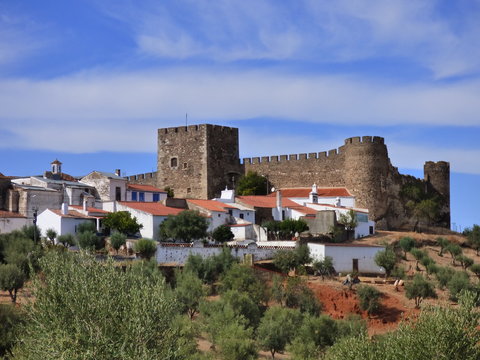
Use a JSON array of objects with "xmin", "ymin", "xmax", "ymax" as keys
[
  {"xmin": 424, "ymin": 161, "xmax": 450, "ymax": 203},
  {"xmin": 343, "ymin": 136, "xmax": 390, "ymax": 222}
]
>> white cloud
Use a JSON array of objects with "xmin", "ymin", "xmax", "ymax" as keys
[
  {"xmin": 0, "ymin": 12, "xmax": 48, "ymax": 67},
  {"xmin": 100, "ymin": 0, "xmax": 480, "ymax": 78},
  {"xmin": 1, "ymin": 67, "xmax": 479, "ymax": 126}
]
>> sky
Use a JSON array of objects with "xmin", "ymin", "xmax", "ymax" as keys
[{"xmin": 0, "ymin": 0, "xmax": 479, "ymax": 231}]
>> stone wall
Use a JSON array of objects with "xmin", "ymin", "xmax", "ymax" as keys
[{"xmin": 129, "ymin": 124, "xmax": 450, "ymax": 230}]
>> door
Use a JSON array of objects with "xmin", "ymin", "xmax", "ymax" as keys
[{"xmin": 352, "ymin": 258, "xmax": 359, "ymax": 273}]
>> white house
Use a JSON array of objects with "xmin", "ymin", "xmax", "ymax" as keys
[
  {"xmin": 308, "ymin": 243, "xmax": 385, "ymax": 274},
  {"xmin": 37, "ymin": 204, "xmax": 98, "ymax": 239},
  {"xmin": 126, "ymin": 184, "xmax": 167, "ymax": 202},
  {"xmin": 113, "ymin": 201, "xmax": 184, "ymax": 240}
]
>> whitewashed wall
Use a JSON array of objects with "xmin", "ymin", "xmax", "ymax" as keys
[
  {"xmin": 156, "ymin": 242, "xmax": 295, "ymax": 265},
  {"xmin": 308, "ymin": 243, "xmax": 385, "ymax": 274}
]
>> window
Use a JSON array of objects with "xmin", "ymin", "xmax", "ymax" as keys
[
  {"xmin": 153, "ymin": 193, "xmax": 160, "ymax": 202},
  {"xmin": 139, "ymin": 192, "xmax": 145, "ymax": 202},
  {"xmin": 239, "ymin": 213, "xmax": 244, "ymax": 219},
  {"xmin": 115, "ymin": 187, "xmax": 121, "ymax": 201},
  {"xmin": 132, "ymin": 191, "xmax": 137, "ymax": 201},
  {"xmin": 170, "ymin": 157, "xmax": 178, "ymax": 167},
  {"xmin": 187, "ymin": 187, "xmax": 191, "ymax": 193},
  {"xmin": 183, "ymin": 162, "xmax": 188, "ymax": 169},
  {"xmin": 228, "ymin": 209, "xmax": 233, "ymax": 216},
  {"xmin": 218, "ymin": 214, "xmax": 221, "ymax": 217}
]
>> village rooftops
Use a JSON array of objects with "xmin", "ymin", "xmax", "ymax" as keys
[
  {"xmin": 84, "ymin": 171, "xmax": 126, "ymax": 180},
  {"xmin": 187, "ymin": 199, "xmax": 237, "ymax": 213},
  {"xmin": 0, "ymin": 210, "xmax": 27, "ymax": 218},
  {"xmin": 69, "ymin": 205, "xmax": 110, "ymax": 216},
  {"xmin": 119, "ymin": 201, "xmax": 184, "ymax": 216},
  {"xmin": 127, "ymin": 184, "xmax": 166, "ymax": 193},
  {"xmin": 266, "ymin": 187, "xmax": 352, "ymax": 198},
  {"xmin": 306, "ymin": 202, "xmax": 369, "ymax": 214},
  {"xmin": 236, "ymin": 196, "xmax": 305, "ymax": 209},
  {"xmin": 50, "ymin": 209, "xmax": 96, "ymax": 219}
]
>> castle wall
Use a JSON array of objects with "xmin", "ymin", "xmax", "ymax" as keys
[
  {"xmin": 243, "ymin": 149, "xmax": 345, "ymax": 189},
  {"xmin": 424, "ymin": 161, "xmax": 451, "ymax": 227}
]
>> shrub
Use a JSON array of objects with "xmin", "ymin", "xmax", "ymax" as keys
[
  {"xmin": 109, "ymin": 232, "xmax": 127, "ymax": 254},
  {"xmin": 212, "ymin": 224, "xmax": 235, "ymax": 243},
  {"xmin": 405, "ymin": 274, "xmax": 437, "ymax": 308},
  {"xmin": 447, "ymin": 271, "xmax": 471, "ymax": 301},
  {"xmin": 357, "ymin": 285, "xmax": 381, "ymax": 315},
  {"xmin": 76, "ymin": 221, "xmax": 96, "ymax": 234},
  {"xmin": 57, "ymin": 234, "xmax": 75, "ymax": 248},
  {"xmin": 285, "ymin": 276, "xmax": 322, "ymax": 315},
  {"xmin": 469, "ymin": 263, "xmax": 480, "ymax": 280},
  {"xmin": 457, "ymin": 255, "xmax": 474, "ymax": 270},
  {"xmin": 435, "ymin": 266, "xmax": 455, "ymax": 289},
  {"xmin": 446, "ymin": 243, "xmax": 462, "ymax": 265},
  {"xmin": 436, "ymin": 237, "xmax": 450, "ymax": 256},
  {"xmin": 374, "ymin": 248, "xmax": 396, "ymax": 277},
  {"xmin": 45, "ymin": 228, "xmax": 57, "ymax": 244},
  {"xmin": 398, "ymin": 237, "xmax": 415, "ymax": 259},
  {"xmin": 133, "ymin": 238, "xmax": 157, "ymax": 260},
  {"xmin": 159, "ymin": 210, "xmax": 208, "ymax": 242},
  {"xmin": 0, "ymin": 264, "xmax": 25, "ymax": 303},
  {"xmin": 76, "ymin": 231, "xmax": 103, "ymax": 250},
  {"xmin": 0, "ymin": 304, "xmax": 24, "ymax": 356}
]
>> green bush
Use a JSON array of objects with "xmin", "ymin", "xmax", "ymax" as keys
[
  {"xmin": 405, "ymin": 274, "xmax": 437, "ymax": 308},
  {"xmin": 109, "ymin": 232, "xmax": 127, "ymax": 254},
  {"xmin": 212, "ymin": 224, "xmax": 235, "ymax": 243},
  {"xmin": 357, "ymin": 285, "xmax": 381, "ymax": 315},
  {"xmin": 0, "ymin": 304, "xmax": 24, "ymax": 357},
  {"xmin": 447, "ymin": 271, "xmax": 472, "ymax": 301},
  {"xmin": 0, "ymin": 264, "xmax": 25, "ymax": 303},
  {"xmin": 76, "ymin": 221, "xmax": 97, "ymax": 234},
  {"xmin": 398, "ymin": 237, "xmax": 415, "ymax": 259},
  {"xmin": 76, "ymin": 231, "xmax": 103, "ymax": 250},
  {"xmin": 133, "ymin": 238, "xmax": 157, "ymax": 260},
  {"xmin": 435, "ymin": 266, "xmax": 455, "ymax": 289},
  {"xmin": 374, "ymin": 248, "xmax": 397, "ymax": 277},
  {"xmin": 57, "ymin": 234, "xmax": 75, "ymax": 248},
  {"xmin": 12, "ymin": 251, "xmax": 196, "ymax": 359}
]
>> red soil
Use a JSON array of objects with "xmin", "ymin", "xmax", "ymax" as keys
[{"xmin": 307, "ymin": 278, "xmax": 420, "ymax": 335}]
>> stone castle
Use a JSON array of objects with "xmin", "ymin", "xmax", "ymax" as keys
[{"xmin": 128, "ymin": 124, "xmax": 450, "ymax": 230}]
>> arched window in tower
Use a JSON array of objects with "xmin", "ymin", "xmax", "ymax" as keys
[{"xmin": 170, "ymin": 157, "xmax": 178, "ymax": 168}]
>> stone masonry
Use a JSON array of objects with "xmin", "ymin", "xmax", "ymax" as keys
[{"xmin": 128, "ymin": 125, "xmax": 450, "ymax": 230}]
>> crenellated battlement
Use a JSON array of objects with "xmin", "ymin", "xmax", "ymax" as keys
[
  {"xmin": 345, "ymin": 136, "xmax": 385, "ymax": 145},
  {"xmin": 242, "ymin": 148, "xmax": 342, "ymax": 165},
  {"xmin": 159, "ymin": 124, "xmax": 238, "ymax": 135}
]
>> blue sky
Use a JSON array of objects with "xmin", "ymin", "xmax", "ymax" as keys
[{"xmin": 0, "ymin": 0, "xmax": 479, "ymax": 231}]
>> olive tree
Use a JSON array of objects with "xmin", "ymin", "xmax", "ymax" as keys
[
  {"xmin": 374, "ymin": 248, "xmax": 397, "ymax": 278},
  {"xmin": 12, "ymin": 251, "xmax": 197, "ymax": 359},
  {"xmin": 0, "ymin": 264, "xmax": 25, "ymax": 303},
  {"xmin": 405, "ymin": 274, "xmax": 437, "ymax": 308},
  {"xmin": 159, "ymin": 210, "xmax": 209, "ymax": 242}
]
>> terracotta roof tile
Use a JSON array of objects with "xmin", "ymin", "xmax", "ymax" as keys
[
  {"xmin": 236, "ymin": 196, "xmax": 303, "ymax": 209},
  {"xmin": 50, "ymin": 209, "xmax": 94, "ymax": 219},
  {"xmin": 0, "ymin": 210, "xmax": 26, "ymax": 218},
  {"xmin": 69, "ymin": 205, "xmax": 110, "ymax": 214},
  {"xmin": 266, "ymin": 187, "xmax": 352, "ymax": 198},
  {"xmin": 187, "ymin": 199, "xmax": 236, "ymax": 213},
  {"xmin": 119, "ymin": 201, "xmax": 184, "ymax": 216},
  {"xmin": 127, "ymin": 184, "xmax": 166, "ymax": 192}
]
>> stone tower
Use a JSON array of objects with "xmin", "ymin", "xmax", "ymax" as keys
[
  {"xmin": 343, "ymin": 136, "xmax": 390, "ymax": 223},
  {"xmin": 424, "ymin": 161, "xmax": 450, "ymax": 226},
  {"xmin": 157, "ymin": 124, "xmax": 241, "ymax": 199}
]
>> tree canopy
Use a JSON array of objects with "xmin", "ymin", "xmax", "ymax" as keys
[
  {"xmin": 212, "ymin": 224, "xmax": 235, "ymax": 243},
  {"xmin": 159, "ymin": 210, "xmax": 209, "ymax": 242},
  {"xmin": 103, "ymin": 211, "xmax": 143, "ymax": 236},
  {"xmin": 236, "ymin": 171, "xmax": 269, "ymax": 196}
]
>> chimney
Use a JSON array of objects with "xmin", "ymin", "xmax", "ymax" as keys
[
  {"xmin": 61, "ymin": 203, "xmax": 68, "ymax": 215},
  {"xmin": 276, "ymin": 190, "xmax": 283, "ymax": 221},
  {"xmin": 115, "ymin": 169, "xmax": 121, "ymax": 177},
  {"xmin": 83, "ymin": 198, "xmax": 87, "ymax": 211}
]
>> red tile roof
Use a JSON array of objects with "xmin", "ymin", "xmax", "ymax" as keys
[
  {"xmin": 187, "ymin": 199, "xmax": 236, "ymax": 213},
  {"xmin": 266, "ymin": 187, "xmax": 352, "ymax": 198},
  {"xmin": 289, "ymin": 205, "xmax": 318, "ymax": 216},
  {"xmin": 51, "ymin": 209, "xmax": 94, "ymax": 219},
  {"xmin": 236, "ymin": 196, "xmax": 304, "ymax": 209},
  {"xmin": 127, "ymin": 184, "xmax": 166, "ymax": 193},
  {"xmin": 0, "ymin": 210, "xmax": 26, "ymax": 218},
  {"xmin": 69, "ymin": 205, "xmax": 110, "ymax": 214},
  {"xmin": 119, "ymin": 201, "xmax": 184, "ymax": 216}
]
